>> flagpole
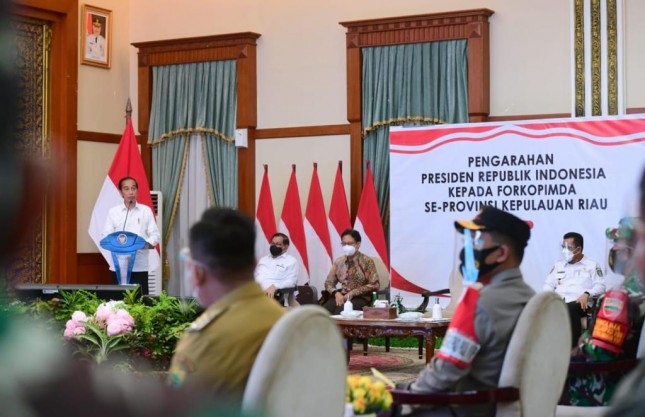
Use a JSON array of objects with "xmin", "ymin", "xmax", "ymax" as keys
[{"xmin": 125, "ymin": 98, "xmax": 132, "ymax": 125}]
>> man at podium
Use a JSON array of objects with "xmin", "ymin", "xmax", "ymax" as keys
[{"xmin": 101, "ymin": 176, "xmax": 160, "ymax": 295}]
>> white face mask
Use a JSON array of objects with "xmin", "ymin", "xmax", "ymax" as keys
[
  {"xmin": 342, "ymin": 244, "xmax": 357, "ymax": 257},
  {"xmin": 562, "ymin": 247, "xmax": 574, "ymax": 263}
]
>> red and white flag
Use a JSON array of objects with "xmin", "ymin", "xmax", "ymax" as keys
[
  {"xmin": 304, "ymin": 163, "xmax": 332, "ymax": 291},
  {"xmin": 278, "ymin": 165, "xmax": 310, "ymax": 285},
  {"xmin": 88, "ymin": 118, "xmax": 160, "ymax": 270},
  {"xmin": 327, "ymin": 161, "xmax": 351, "ymax": 262},
  {"xmin": 255, "ymin": 164, "xmax": 277, "ymax": 261},
  {"xmin": 354, "ymin": 161, "xmax": 389, "ymax": 269}
]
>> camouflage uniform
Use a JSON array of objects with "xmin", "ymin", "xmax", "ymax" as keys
[{"xmin": 561, "ymin": 270, "xmax": 645, "ymax": 406}]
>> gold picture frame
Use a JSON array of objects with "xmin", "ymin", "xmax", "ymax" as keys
[{"xmin": 81, "ymin": 4, "xmax": 112, "ymax": 69}]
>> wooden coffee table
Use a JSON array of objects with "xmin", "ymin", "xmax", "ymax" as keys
[{"xmin": 332, "ymin": 317, "xmax": 450, "ymax": 364}]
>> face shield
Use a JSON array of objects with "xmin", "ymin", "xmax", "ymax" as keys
[
  {"xmin": 453, "ymin": 229, "xmax": 485, "ymax": 284},
  {"xmin": 604, "ymin": 218, "xmax": 637, "ymax": 289},
  {"xmin": 178, "ymin": 247, "xmax": 199, "ymax": 302}
]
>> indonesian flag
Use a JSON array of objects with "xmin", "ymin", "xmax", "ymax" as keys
[
  {"xmin": 255, "ymin": 164, "xmax": 277, "ymax": 261},
  {"xmin": 87, "ymin": 118, "xmax": 160, "ymax": 271},
  {"xmin": 278, "ymin": 165, "xmax": 310, "ymax": 285},
  {"xmin": 328, "ymin": 161, "xmax": 351, "ymax": 262},
  {"xmin": 354, "ymin": 161, "xmax": 389, "ymax": 269},
  {"xmin": 304, "ymin": 163, "xmax": 332, "ymax": 291}
]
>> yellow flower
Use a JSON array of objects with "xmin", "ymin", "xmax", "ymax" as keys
[
  {"xmin": 353, "ymin": 388, "xmax": 367, "ymax": 400},
  {"xmin": 359, "ymin": 376, "xmax": 372, "ymax": 388},
  {"xmin": 346, "ymin": 375, "xmax": 392, "ymax": 414},
  {"xmin": 348, "ymin": 375, "xmax": 361, "ymax": 389},
  {"xmin": 353, "ymin": 397, "xmax": 366, "ymax": 414},
  {"xmin": 383, "ymin": 390, "xmax": 393, "ymax": 408}
]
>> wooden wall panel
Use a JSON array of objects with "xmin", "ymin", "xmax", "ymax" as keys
[{"xmin": 77, "ymin": 253, "xmax": 113, "ymax": 285}]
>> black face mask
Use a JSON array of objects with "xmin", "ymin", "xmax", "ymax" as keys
[
  {"xmin": 608, "ymin": 247, "xmax": 631, "ymax": 275},
  {"xmin": 459, "ymin": 245, "xmax": 501, "ymax": 279},
  {"xmin": 269, "ymin": 245, "xmax": 282, "ymax": 257}
]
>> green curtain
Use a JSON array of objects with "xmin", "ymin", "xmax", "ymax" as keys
[
  {"xmin": 148, "ymin": 60, "xmax": 238, "ymax": 247},
  {"xmin": 202, "ymin": 133, "xmax": 238, "ymax": 208},
  {"xmin": 362, "ymin": 40, "xmax": 470, "ymax": 232}
]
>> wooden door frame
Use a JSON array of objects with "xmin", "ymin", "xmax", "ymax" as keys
[
  {"xmin": 13, "ymin": 0, "xmax": 78, "ymax": 283},
  {"xmin": 132, "ymin": 32, "xmax": 260, "ymax": 218},
  {"xmin": 340, "ymin": 9, "xmax": 494, "ymax": 217}
]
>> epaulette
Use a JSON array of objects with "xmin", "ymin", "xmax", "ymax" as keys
[{"xmin": 187, "ymin": 307, "xmax": 229, "ymax": 332}]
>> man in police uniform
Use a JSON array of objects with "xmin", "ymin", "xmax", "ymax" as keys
[
  {"xmin": 543, "ymin": 232, "xmax": 605, "ymax": 346},
  {"xmin": 403, "ymin": 206, "xmax": 535, "ymax": 417},
  {"xmin": 168, "ymin": 208, "xmax": 284, "ymax": 403}
]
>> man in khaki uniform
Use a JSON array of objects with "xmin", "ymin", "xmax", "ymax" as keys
[{"xmin": 168, "ymin": 208, "xmax": 284, "ymax": 403}]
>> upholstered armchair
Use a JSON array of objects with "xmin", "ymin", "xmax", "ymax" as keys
[
  {"xmin": 242, "ymin": 305, "xmax": 347, "ymax": 417},
  {"xmin": 389, "ymin": 291, "xmax": 571, "ymax": 417}
]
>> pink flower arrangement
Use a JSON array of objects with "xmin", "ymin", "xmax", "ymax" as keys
[
  {"xmin": 64, "ymin": 311, "xmax": 88, "ymax": 339},
  {"xmin": 63, "ymin": 301, "xmax": 135, "ymax": 364}
]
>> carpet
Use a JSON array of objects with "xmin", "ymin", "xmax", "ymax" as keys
[{"xmin": 347, "ymin": 345, "xmax": 426, "ymax": 385}]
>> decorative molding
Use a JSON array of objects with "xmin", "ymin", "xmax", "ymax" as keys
[
  {"xmin": 591, "ymin": 0, "xmax": 602, "ymax": 116},
  {"xmin": 340, "ymin": 9, "xmax": 493, "ymax": 217},
  {"xmin": 132, "ymin": 33, "xmax": 260, "ymax": 67},
  {"xmin": 574, "ymin": 0, "xmax": 624, "ymax": 117},
  {"xmin": 339, "ymin": 9, "xmax": 494, "ymax": 44},
  {"xmin": 574, "ymin": 0, "xmax": 585, "ymax": 117},
  {"xmin": 255, "ymin": 124, "xmax": 351, "ymax": 139},
  {"xmin": 607, "ymin": 0, "xmax": 618, "ymax": 115},
  {"xmin": 78, "ymin": 130, "xmax": 145, "ymax": 145}
]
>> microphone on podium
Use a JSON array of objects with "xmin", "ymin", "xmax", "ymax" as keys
[{"xmin": 122, "ymin": 199, "xmax": 134, "ymax": 231}]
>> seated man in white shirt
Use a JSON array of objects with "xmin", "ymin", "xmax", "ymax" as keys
[
  {"xmin": 543, "ymin": 232, "xmax": 605, "ymax": 346},
  {"xmin": 254, "ymin": 233, "xmax": 299, "ymax": 305}
]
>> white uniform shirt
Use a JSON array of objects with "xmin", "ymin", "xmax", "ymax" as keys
[
  {"xmin": 101, "ymin": 203, "xmax": 160, "ymax": 272},
  {"xmin": 254, "ymin": 252, "xmax": 299, "ymax": 290},
  {"xmin": 85, "ymin": 34, "xmax": 105, "ymax": 60},
  {"xmin": 543, "ymin": 256, "xmax": 605, "ymax": 302}
]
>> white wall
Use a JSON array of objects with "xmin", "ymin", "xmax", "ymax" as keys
[
  {"xmin": 76, "ymin": 0, "xmax": 644, "ymax": 251},
  {"xmin": 255, "ymin": 136, "xmax": 350, "ymax": 219},
  {"xmin": 77, "ymin": 0, "xmax": 130, "ymax": 253},
  {"xmin": 625, "ymin": 0, "xmax": 645, "ymax": 109}
]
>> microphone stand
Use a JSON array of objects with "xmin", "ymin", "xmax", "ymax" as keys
[{"xmin": 122, "ymin": 199, "xmax": 133, "ymax": 231}]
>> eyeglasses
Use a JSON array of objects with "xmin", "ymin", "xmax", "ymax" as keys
[{"xmin": 341, "ymin": 242, "xmax": 357, "ymax": 247}]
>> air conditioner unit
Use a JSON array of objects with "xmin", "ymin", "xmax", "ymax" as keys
[{"xmin": 149, "ymin": 191, "xmax": 163, "ymax": 296}]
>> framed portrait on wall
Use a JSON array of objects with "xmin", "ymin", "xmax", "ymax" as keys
[{"xmin": 81, "ymin": 4, "xmax": 112, "ymax": 68}]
